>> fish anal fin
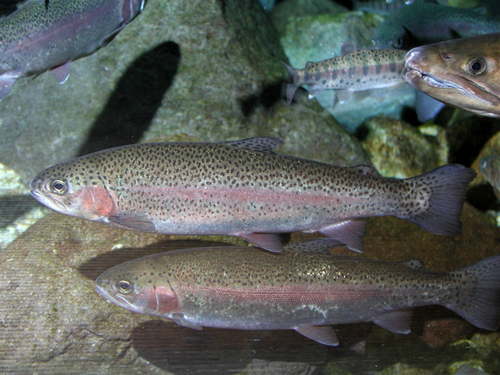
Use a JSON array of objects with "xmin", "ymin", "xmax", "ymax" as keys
[
  {"xmin": 0, "ymin": 76, "xmax": 17, "ymax": 101},
  {"xmin": 295, "ymin": 325, "xmax": 339, "ymax": 346},
  {"xmin": 172, "ymin": 313, "xmax": 203, "ymax": 330},
  {"xmin": 108, "ymin": 214, "xmax": 156, "ymax": 232},
  {"xmin": 238, "ymin": 232, "xmax": 284, "ymax": 253},
  {"xmin": 50, "ymin": 61, "xmax": 71, "ymax": 84},
  {"xmin": 374, "ymin": 309, "xmax": 413, "ymax": 334},
  {"xmin": 224, "ymin": 137, "xmax": 284, "ymax": 154},
  {"xmin": 319, "ymin": 220, "xmax": 366, "ymax": 252}
]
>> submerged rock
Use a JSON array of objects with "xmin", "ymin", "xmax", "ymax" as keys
[{"xmin": 0, "ymin": 0, "xmax": 366, "ymax": 186}]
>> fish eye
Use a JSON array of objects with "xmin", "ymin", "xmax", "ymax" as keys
[
  {"xmin": 467, "ymin": 58, "xmax": 486, "ymax": 75},
  {"xmin": 117, "ymin": 280, "xmax": 133, "ymax": 294},
  {"xmin": 50, "ymin": 179, "xmax": 68, "ymax": 194}
]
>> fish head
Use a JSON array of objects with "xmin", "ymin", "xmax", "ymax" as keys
[
  {"xmin": 404, "ymin": 34, "xmax": 500, "ymax": 117},
  {"xmin": 480, "ymin": 155, "xmax": 500, "ymax": 184},
  {"xmin": 372, "ymin": 25, "xmax": 407, "ymax": 49},
  {"xmin": 95, "ymin": 255, "xmax": 179, "ymax": 317},
  {"xmin": 29, "ymin": 157, "xmax": 117, "ymax": 221}
]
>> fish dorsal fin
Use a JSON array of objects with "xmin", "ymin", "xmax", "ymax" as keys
[
  {"xmin": 350, "ymin": 164, "xmax": 379, "ymax": 176},
  {"xmin": 224, "ymin": 137, "xmax": 283, "ymax": 154},
  {"xmin": 319, "ymin": 220, "xmax": 366, "ymax": 253},
  {"xmin": 340, "ymin": 42, "xmax": 358, "ymax": 55},
  {"xmin": 238, "ymin": 232, "xmax": 284, "ymax": 253},
  {"xmin": 374, "ymin": 309, "xmax": 413, "ymax": 334},
  {"xmin": 286, "ymin": 238, "xmax": 345, "ymax": 254},
  {"xmin": 108, "ymin": 214, "xmax": 156, "ymax": 232},
  {"xmin": 172, "ymin": 313, "xmax": 203, "ymax": 330},
  {"xmin": 295, "ymin": 325, "xmax": 339, "ymax": 346},
  {"xmin": 50, "ymin": 61, "xmax": 71, "ymax": 84},
  {"xmin": 403, "ymin": 259, "xmax": 425, "ymax": 269}
]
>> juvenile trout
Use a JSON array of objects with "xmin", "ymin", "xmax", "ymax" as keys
[
  {"xmin": 404, "ymin": 33, "xmax": 500, "ymax": 118},
  {"xmin": 0, "ymin": 0, "xmax": 146, "ymax": 100},
  {"xmin": 95, "ymin": 245, "xmax": 500, "ymax": 346},
  {"xmin": 284, "ymin": 48, "xmax": 408, "ymax": 106},
  {"xmin": 30, "ymin": 137, "xmax": 476, "ymax": 252},
  {"xmin": 372, "ymin": 1, "xmax": 500, "ymax": 49}
]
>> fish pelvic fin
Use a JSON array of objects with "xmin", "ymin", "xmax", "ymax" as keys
[
  {"xmin": 446, "ymin": 255, "xmax": 500, "ymax": 331},
  {"xmin": 281, "ymin": 61, "xmax": 300, "ymax": 104},
  {"xmin": 404, "ymin": 164, "xmax": 476, "ymax": 236}
]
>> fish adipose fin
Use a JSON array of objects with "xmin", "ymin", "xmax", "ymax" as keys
[
  {"xmin": 238, "ymin": 232, "xmax": 284, "ymax": 253},
  {"xmin": 374, "ymin": 309, "xmax": 413, "ymax": 334},
  {"xmin": 295, "ymin": 325, "xmax": 339, "ymax": 346},
  {"xmin": 446, "ymin": 255, "xmax": 500, "ymax": 331},
  {"xmin": 224, "ymin": 137, "xmax": 283, "ymax": 154},
  {"xmin": 108, "ymin": 214, "xmax": 156, "ymax": 232},
  {"xmin": 319, "ymin": 220, "xmax": 366, "ymax": 252},
  {"xmin": 405, "ymin": 164, "xmax": 476, "ymax": 236}
]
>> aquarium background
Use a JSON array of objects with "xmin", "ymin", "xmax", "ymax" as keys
[{"xmin": 0, "ymin": 0, "xmax": 499, "ymax": 374}]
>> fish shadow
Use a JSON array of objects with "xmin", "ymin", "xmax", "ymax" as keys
[
  {"xmin": 76, "ymin": 41, "xmax": 181, "ymax": 156},
  {"xmin": 239, "ymin": 81, "xmax": 283, "ymax": 118},
  {"xmin": 77, "ymin": 239, "xmax": 230, "ymax": 281}
]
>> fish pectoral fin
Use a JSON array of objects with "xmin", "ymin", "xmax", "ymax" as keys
[
  {"xmin": 415, "ymin": 91, "xmax": 446, "ymax": 123},
  {"xmin": 295, "ymin": 325, "xmax": 339, "ymax": 346},
  {"xmin": 374, "ymin": 309, "xmax": 413, "ymax": 334},
  {"xmin": 319, "ymin": 220, "xmax": 366, "ymax": 253},
  {"xmin": 238, "ymin": 232, "xmax": 284, "ymax": 253},
  {"xmin": 336, "ymin": 90, "xmax": 353, "ymax": 104},
  {"xmin": 224, "ymin": 137, "xmax": 284, "ymax": 154},
  {"xmin": 108, "ymin": 214, "xmax": 156, "ymax": 232},
  {"xmin": 172, "ymin": 313, "xmax": 203, "ymax": 330},
  {"xmin": 50, "ymin": 61, "xmax": 71, "ymax": 84},
  {"xmin": 0, "ymin": 76, "xmax": 17, "ymax": 101},
  {"xmin": 286, "ymin": 238, "xmax": 345, "ymax": 255}
]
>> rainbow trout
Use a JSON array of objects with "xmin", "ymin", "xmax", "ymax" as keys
[
  {"xmin": 0, "ymin": 0, "xmax": 146, "ymax": 100},
  {"xmin": 404, "ymin": 32, "xmax": 500, "ymax": 118},
  {"xmin": 372, "ymin": 1, "xmax": 500, "ymax": 49},
  {"xmin": 284, "ymin": 48, "xmax": 408, "ymax": 106},
  {"xmin": 95, "ymin": 245, "xmax": 500, "ymax": 346},
  {"xmin": 30, "ymin": 137, "xmax": 476, "ymax": 252}
]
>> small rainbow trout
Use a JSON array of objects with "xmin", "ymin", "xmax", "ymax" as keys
[
  {"xmin": 0, "ymin": 0, "xmax": 146, "ymax": 100},
  {"xmin": 404, "ymin": 32, "xmax": 500, "ymax": 118},
  {"xmin": 284, "ymin": 48, "xmax": 407, "ymax": 106},
  {"xmin": 30, "ymin": 137, "xmax": 476, "ymax": 252},
  {"xmin": 95, "ymin": 245, "xmax": 500, "ymax": 346}
]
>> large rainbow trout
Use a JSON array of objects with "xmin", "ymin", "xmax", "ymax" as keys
[
  {"xmin": 0, "ymin": 0, "xmax": 146, "ymax": 100},
  {"xmin": 95, "ymin": 245, "xmax": 500, "ymax": 346},
  {"xmin": 284, "ymin": 48, "xmax": 407, "ymax": 106},
  {"xmin": 30, "ymin": 137, "xmax": 476, "ymax": 252},
  {"xmin": 405, "ymin": 32, "xmax": 500, "ymax": 118}
]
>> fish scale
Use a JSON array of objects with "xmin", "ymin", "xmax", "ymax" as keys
[
  {"xmin": 284, "ymin": 48, "xmax": 408, "ymax": 105},
  {"xmin": 30, "ymin": 137, "xmax": 476, "ymax": 252},
  {"xmin": 95, "ymin": 245, "xmax": 500, "ymax": 346}
]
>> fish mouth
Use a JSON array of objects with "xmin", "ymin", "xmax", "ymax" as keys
[
  {"xmin": 404, "ymin": 67, "xmax": 500, "ymax": 105},
  {"xmin": 30, "ymin": 188, "xmax": 69, "ymax": 213}
]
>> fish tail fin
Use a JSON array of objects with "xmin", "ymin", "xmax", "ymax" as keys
[
  {"xmin": 405, "ymin": 164, "xmax": 476, "ymax": 236},
  {"xmin": 281, "ymin": 61, "xmax": 300, "ymax": 104},
  {"xmin": 446, "ymin": 255, "xmax": 500, "ymax": 330}
]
